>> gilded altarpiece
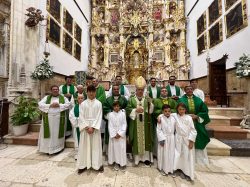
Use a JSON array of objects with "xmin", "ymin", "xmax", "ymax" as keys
[{"xmin": 89, "ymin": 0, "xmax": 190, "ymax": 84}]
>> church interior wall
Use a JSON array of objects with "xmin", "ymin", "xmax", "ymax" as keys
[
  {"xmin": 186, "ymin": 0, "xmax": 250, "ymax": 79},
  {"xmin": 40, "ymin": 0, "xmax": 90, "ymax": 76}
]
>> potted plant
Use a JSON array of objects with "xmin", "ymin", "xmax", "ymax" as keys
[{"xmin": 11, "ymin": 96, "xmax": 40, "ymax": 136}]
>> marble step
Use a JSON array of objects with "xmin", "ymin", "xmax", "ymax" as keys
[
  {"xmin": 207, "ymin": 125, "xmax": 248, "ymax": 140},
  {"xmin": 209, "ymin": 115, "xmax": 231, "ymax": 126},
  {"xmin": 220, "ymin": 139, "xmax": 250, "ymax": 156},
  {"xmin": 206, "ymin": 138, "xmax": 231, "ymax": 156},
  {"xmin": 208, "ymin": 107, "xmax": 245, "ymax": 117},
  {"xmin": 29, "ymin": 123, "xmax": 41, "ymax": 132},
  {"xmin": 4, "ymin": 132, "xmax": 39, "ymax": 146}
]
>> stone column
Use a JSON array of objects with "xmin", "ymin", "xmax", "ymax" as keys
[
  {"xmin": 164, "ymin": 30, "xmax": 171, "ymax": 65},
  {"xmin": 179, "ymin": 29, "xmax": 186, "ymax": 65},
  {"xmin": 104, "ymin": 34, "xmax": 109, "ymax": 67}
]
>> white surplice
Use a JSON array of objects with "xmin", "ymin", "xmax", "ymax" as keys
[
  {"xmin": 77, "ymin": 98, "xmax": 103, "ymax": 170},
  {"xmin": 69, "ymin": 107, "xmax": 80, "ymax": 149},
  {"xmin": 107, "ymin": 110, "xmax": 127, "ymax": 166},
  {"xmin": 157, "ymin": 115, "xmax": 175, "ymax": 174},
  {"xmin": 172, "ymin": 113, "xmax": 197, "ymax": 180},
  {"xmin": 38, "ymin": 95, "xmax": 70, "ymax": 154},
  {"xmin": 193, "ymin": 88, "xmax": 205, "ymax": 102}
]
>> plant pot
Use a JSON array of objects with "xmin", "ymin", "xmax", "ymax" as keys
[{"xmin": 12, "ymin": 124, "xmax": 29, "ymax": 136}]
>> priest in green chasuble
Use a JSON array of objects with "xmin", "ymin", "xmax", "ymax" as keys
[
  {"xmin": 92, "ymin": 78, "xmax": 106, "ymax": 104},
  {"xmin": 126, "ymin": 76, "xmax": 154, "ymax": 166},
  {"xmin": 153, "ymin": 87, "xmax": 177, "ymax": 117},
  {"xmin": 178, "ymin": 85, "xmax": 210, "ymax": 165},
  {"xmin": 38, "ymin": 85, "xmax": 71, "ymax": 154},
  {"xmin": 59, "ymin": 75, "xmax": 77, "ymax": 136},
  {"xmin": 108, "ymin": 75, "xmax": 131, "ymax": 100}
]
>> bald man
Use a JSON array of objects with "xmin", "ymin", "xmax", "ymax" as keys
[{"xmin": 71, "ymin": 84, "xmax": 87, "ymax": 106}]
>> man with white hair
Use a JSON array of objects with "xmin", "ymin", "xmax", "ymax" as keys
[{"xmin": 71, "ymin": 84, "xmax": 86, "ymax": 106}]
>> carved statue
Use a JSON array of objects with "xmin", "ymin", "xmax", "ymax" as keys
[{"xmin": 240, "ymin": 115, "xmax": 250, "ymax": 129}]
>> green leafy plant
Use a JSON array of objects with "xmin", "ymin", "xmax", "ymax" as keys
[
  {"xmin": 235, "ymin": 54, "xmax": 250, "ymax": 78},
  {"xmin": 11, "ymin": 96, "xmax": 40, "ymax": 126},
  {"xmin": 31, "ymin": 58, "xmax": 54, "ymax": 80}
]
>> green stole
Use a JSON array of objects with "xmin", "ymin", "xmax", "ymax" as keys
[
  {"xmin": 166, "ymin": 85, "xmax": 181, "ymax": 97},
  {"xmin": 126, "ymin": 96, "xmax": 153, "ymax": 155},
  {"xmin": 148, "ymin": 86, "xmax": 161, "ymax": 98},
  {"xmin": 178, "ymin": 95, "xmax": 210, "ymax": 149},
  {"xmin": 73, "ymin": 104, "xmax": 80, "ymax": 144},
  {"xmin": 120, "ymin": 84, "xmax": 125, "ymax": 96},
  {"xmin": 62, "ymin": 84, "xmax": 75, "ymax": 95},
  {"xmin": 43, "ymin": 95, "xmax": 65, "ymax": 139}
]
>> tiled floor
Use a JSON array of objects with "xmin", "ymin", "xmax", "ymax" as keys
[{"xmin": 0, "ymin": 144, "xmax": 250, "ymax": 187}]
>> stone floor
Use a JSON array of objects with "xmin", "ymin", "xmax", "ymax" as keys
[{"xmin": 0, "ymin": 144, "xmax": 250, "ymax": 187}]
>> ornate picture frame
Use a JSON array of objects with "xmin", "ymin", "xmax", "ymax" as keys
[
  {"xmin": 197, "ymin": 11, "xmax": 207, "ymax": 37},
  {"xmin": 63, "ymin": 31, "xmax": 73, "ymax": 54},
  {"xmin": 47, "ymin": 16, "xmax": 61, "ymax": 47},
  {"xmin": 197, "ymin": 33, "xmax": 207, "ymax": 55},
  {"xmin": 154, "ymin": 50, "xmax": 164, "ymax": 62},
  {"xmin": 46, "ymin": 0, "xmax": 61, "ymax": 23},
  {"xmin": 74, "ymin": 41, "xmax": 81, "ymax": 61},
  {"xmin": 109, "ymin": 53, "xmax": 119, "ymax": 64},
  {"xmin": 63, "ymin": 8, "xmax": 73, "ymax": 34},
  {"xmin": 209, "ymin": 20, "xmax": 223, "ymax": 48},
  {"xmin": 208, "ymin": 0, "xmax": 222, "ymax": 25},
  {"xmin": 74, "ymin": 22, "xmax": 82, "ymax": 43},
  {"xmin": 225, "ymin": 0, "xmax": 238, "ymax": 10},
  {"xmin": 225, "ymin": 1, "xmax": 248, "ymax": 38}
]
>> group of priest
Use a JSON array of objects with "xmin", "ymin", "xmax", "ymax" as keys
[{"xmin": 37, "ymin": 74, "xmax": 210, "ymax": 181}]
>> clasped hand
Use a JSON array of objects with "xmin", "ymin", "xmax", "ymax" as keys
[
  {"xmin": 85, "ymin": 127, "xmax": 94, "ymax": 134},
  {"xmin": 50, "ymin": 102, "xmax": 59, "ymax": 108},
  {"xmin": 136, "ymin": 107, "xmax": 144, "ymax": 113}
]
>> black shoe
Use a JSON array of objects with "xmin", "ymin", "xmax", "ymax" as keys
[
  {"xmin": 98, "ymin": 166, "xmax": 104, "ymax": 173},
  {"xmin": 78, "ymin": 168, "xmax": 86, "ymax": 174},
  {"xmin": 144, "ymin": 160, "xmax": 151, "ymax": 166}
]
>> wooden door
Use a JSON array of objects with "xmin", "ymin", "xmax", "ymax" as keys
[{"xmin": 209, "ymin": 58, "xmax": 227, "ymax": 106}]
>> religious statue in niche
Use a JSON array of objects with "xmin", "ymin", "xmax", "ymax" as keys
[
  {"xmin": 63, "ymin": 32, "xmax": 73, "ymax": 54},
  {"xmin": 169, "ymin": 2, "xmax": 177, "ymax": 16},
  {"xmin": 47, "ymin": 0, "xmax": 61, "ymax": 23},
  {"xmin": 133, "ymin": 51, "xmax": 141, "ymax": 69},
  {"xmin": 74, "ymin": 42, "xmax": 81, "ymax": 61},
  {"xmin": 111, "ymin": 9, "xmax": 120, "ymax": 25},
  {"xmin": 64, "ymin": 9, "xmax": 73, "ymax": 34},
  {"xmin": 48, "ymin": 17, "xmax": 61, "ymax": 46},
  {"xmin": 226, "ymin": 3, "xmax": 244, "ymax": 37},
  {"xmin": 209, "ymin": 22, "xmax": 222, "ymax": 48},
  {"xmin": 74, "ymin": 23, "xmax": 82, "ymax": 43},
  {"xmin": 209, "ymin": 0, "xmax": 221, "ymax": 25},
  {"xmin": 197, "ymin": 34, "xmax": 206, "ymax": 55},
  {"xmin": 170, "ymin": 44, "xmax": 178, "ymax": 61},
  {"xmin": 197, "ymin": 12, "xmax": 206, "ymax": 36},
  {"xmin": 225, "ymin": 0, "xmax": 238, "ymax": 10},
  {"xmin": 170, "ymin": 33, "xmax": 178, "ymax": 43},
  {"xmin": 153, "ymin": 7, "xmax": 162, "ymax": 21}
]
